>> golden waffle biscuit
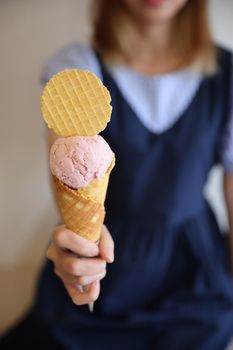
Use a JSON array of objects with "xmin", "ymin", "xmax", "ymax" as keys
[{"xmin": 41, "ymin": 69, "xmax": 112, "ymax": 137}]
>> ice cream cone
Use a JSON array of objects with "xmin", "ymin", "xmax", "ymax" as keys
[
  {"xmin": 41, "ymin": 69, "xmax": 115, "ymax": 312},
  {"xmin": 52, "ymin": 156, "xmax": 115, "ymax": 243}
]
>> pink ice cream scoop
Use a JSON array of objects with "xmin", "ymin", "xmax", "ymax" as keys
[{"xmin": 50, "ymin": 135, "xmax": 113, "ymax": 189}]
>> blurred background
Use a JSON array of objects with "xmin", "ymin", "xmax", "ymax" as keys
[{"xmin": 0, "ymin": 0, "xmax": 232, "ymax": 335}]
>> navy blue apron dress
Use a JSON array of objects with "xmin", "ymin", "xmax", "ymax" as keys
[{"xmin": 1, "ymin": 47, "xmax": 233, "ymax": 350}]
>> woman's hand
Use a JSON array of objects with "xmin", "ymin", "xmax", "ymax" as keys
[{"xmin": 46, "ymin": 224, "xmax": 114, "ymax": 306}]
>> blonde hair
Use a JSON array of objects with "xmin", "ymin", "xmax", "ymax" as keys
[{"xmin": 91, "ymin": 0, "xmax": 217, "ymax": 74}]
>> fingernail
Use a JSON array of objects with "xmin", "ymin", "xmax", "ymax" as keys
[{"xmin": 106, "ymin": 255, "xmax": 114, "ymax": 263}]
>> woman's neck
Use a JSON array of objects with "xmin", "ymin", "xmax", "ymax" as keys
[{"xmin": 128, "ymin": 20, "xmax": 184, "ymax": 75}]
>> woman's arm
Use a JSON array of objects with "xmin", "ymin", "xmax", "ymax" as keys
[{"xmin": 223, "ymin": 173, "xmax": 233, "ymax": 272}]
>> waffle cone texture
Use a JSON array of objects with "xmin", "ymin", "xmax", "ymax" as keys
[{"xmin": 53, "ymin": 156, "xmax": 115, "ymax": 242}]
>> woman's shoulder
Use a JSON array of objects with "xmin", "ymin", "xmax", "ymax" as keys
[{"xmin": 41, "ymin": 43, "xmax": 101, "ymax": 84}]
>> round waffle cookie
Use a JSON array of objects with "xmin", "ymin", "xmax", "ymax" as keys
[{"xmin": 41, "ymin": 69, "xmax": 112, "ymax": 137}]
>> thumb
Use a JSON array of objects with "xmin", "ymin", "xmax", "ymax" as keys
[{"xmin": 99, "ymin": 225, "xmax": 114, "ymax": 263}]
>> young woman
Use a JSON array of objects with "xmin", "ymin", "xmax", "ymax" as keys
[{"xmin": 2, "ymin": 0, "xmax": 233, "ymax": 349}]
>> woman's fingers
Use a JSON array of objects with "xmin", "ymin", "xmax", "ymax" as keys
[
  {"xmin": 62, "ymin": 255, "xmax": 106, "ymax": 276},
  {"xmin": 52, "ymin": 225, "xmax": 99, "ymax": 257},
  {"xmin": 51, "ymin": 224, "xmax": 115, "ymax": 262},
  {"xmin": 66, "ymin": 280, "xmax": 101, "ymax": 306},
  {"xmin": 47, "ymin": 245, "xmax": 106, "ymax": 279},
  {"xmin": 47, "ymin": 224, "xmax": 114, "ymax": 306},
  {"xmin": 61, "ymin": 270, "xmax": 106, "ymax": 287},
  {"xmin": 99, "ymin": 225, "xmax": 114, "ymax": 263}
]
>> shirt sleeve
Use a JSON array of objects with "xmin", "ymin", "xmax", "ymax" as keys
[
  {"xmin": 220, "ymin": 53, "xmax": 233, "ymax": 173},
  {"xmin": 40, "ymin": 43, "xmax": 102, "ymax": 85}
]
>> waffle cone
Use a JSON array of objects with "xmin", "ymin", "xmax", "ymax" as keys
[
  {"xmin": 78, "ymin": 156, "xmax": 115, "ymax": 204},
  {"xmin": 53, "ymin": 156, "xmax": 115, "ymax": 242}
]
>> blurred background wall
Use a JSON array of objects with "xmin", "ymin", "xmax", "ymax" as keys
[{"xmin": 0, "ymin": 0, "xmax": 232, "ymax": 334}]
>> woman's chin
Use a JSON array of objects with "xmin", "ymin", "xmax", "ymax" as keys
[
  {"xmin": 123, "ymin": 0, "xmax": 188, "ymax": 23},
  {"xmin": 143, "ymin": 0, "xmax": 167, "ymax": 6}
]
